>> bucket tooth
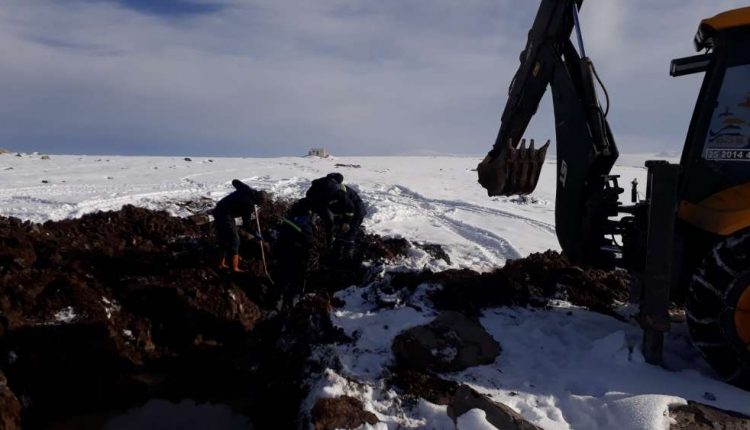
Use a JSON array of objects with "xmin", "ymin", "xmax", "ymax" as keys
[
  {"xmin": 527, "ymin": 140, "xmax": 550, "ymax": 191},
  {"xmin": 477, "ymin": 137, "xmax": 550, "ymax": 196}
]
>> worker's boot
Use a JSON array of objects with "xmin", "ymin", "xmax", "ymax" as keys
[
  {"xmin": 231, "ymin": 255, "xmax": 246, "ymax": 273},
  {"xmin": 219, "ymin": 256, "xmax": 229, "ymax": 270}
]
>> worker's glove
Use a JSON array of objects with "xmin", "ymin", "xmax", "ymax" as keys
[
  {"xmin": 340, "ymin": 223, "xmax": 351, "ymax": 233},
  {"xmin": 253, "ymin": 232, "xmax": 264, "ymax": 242},
  {"xmin": 267, "ymin": 228, "xmax": 279, "ymax": 242}
]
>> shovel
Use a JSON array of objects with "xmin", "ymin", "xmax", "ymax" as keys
[{"xmin": 254, "ymin": 205, "xmax": 274, "ymax": 285}]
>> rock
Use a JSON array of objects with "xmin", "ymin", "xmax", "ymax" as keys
[
  {"xmin": 40, "ymin": 155, "xmax": 50, "ymax": 160},
  {"xmin": 41, "ymin": 180, "xmax": 48, "ymax": 184},
  {"xmin": 389, "ymin": 369, "xmax": 540, "ymax": 430},
  {"xmin": 184, "ymin": 157, "xmax": 192, "ymax": 162},
  {"xmin": 448, "ymin": 385, "xmax": 541, "ymax": 430},
  {"xmin": 671, "ymin": 401, "xmax": 750, "ymax": 429},
  {"xmin": 310, "ymin": 396, "xmax": 378, "ymax": 430},
  {"xmin": 415, "ymin": 242, "xmax": 451, "ymax": 264},
  {"xmin": 360, "ymin": 235, "xmax": 410, "ymax": 262},
  {"xmin": 392, "ymin": 311, "xmax": 500, "ymax": 372},
  {"xmin": 278, "ymin": 295, "xmax": 350, "ymax": 349},
  {"xmin": 0, "ymin": 377, "xmax": 21, "ymax": 430},
  {"xmin": 388, "ymin": 368, "xmax": 459, "ymax": 405},
  {"xmin": 188, "ymin": 214, "xmax": 211, "ymax": 226}
]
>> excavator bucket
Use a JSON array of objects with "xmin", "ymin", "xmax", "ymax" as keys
[{"xmin": 477, "ymin": 139, "xmax": 549, "ymax": 196}]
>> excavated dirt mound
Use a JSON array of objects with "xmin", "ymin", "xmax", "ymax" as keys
[
  {"xmin": 670, "ymin": 401, "xmax": 750, "ymax": 429},
  {"xmin": 392, "ymin": 311, "xmax": 501, "ymax": 373},
  {"xmin": 388, "ymin": 368, "xmax": 540, "ymax": 430},
  {"xmin": 0, "ymin": 200, "xmax": 631, "ymax": 428},
  {"xmin": 0, "ymin": 201, "xmax": 410, "ymax": 428},
  {"xmin": 310, "ymin": 396, "xmax": 378, "ymax": 430},
  {"xmin": 387, "ymin": 250, "xmax": 630, "ymax": 316}
]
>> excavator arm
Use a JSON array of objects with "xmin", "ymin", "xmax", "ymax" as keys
[{"xmin": 478, "ymin": 0, "xmax": 620, "ymax": 264}]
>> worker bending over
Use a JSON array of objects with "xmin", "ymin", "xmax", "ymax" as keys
[
  {"xmin": 306, "ymin": 172, "xmax": 367, "ymax": 259},
  {"xmin": 213, "ymin": 179, "xmax": 268, "ymax": 272}
]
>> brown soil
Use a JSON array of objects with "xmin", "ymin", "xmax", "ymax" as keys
[
  {"xmin": 0, "ymin": 371, "xmax": 20, "ymax": 430},
  {"xmin": 388, "ymin": 250, "xmax": 630, "ymax": 316},
  {"xmin": 310, "ymin": 396, "xmax": 378, "ymax": 430},
  {"xmin": 0, "ymin": 201, "xmax": 408, "ymax": 429},
  {"xmin": 387, "ymin": 368, "xmax": 459, "ymax": 406},
  {"xmin": 388, "ymin": 368, "xmax": 540, "ymax": 430},
  {"xmin": 671, "ymin": 401, "xmax": 750, "ymax": 429},
  {"xmin": 414, "ymin": 242, "xmax": 451, "ymax": 265}
]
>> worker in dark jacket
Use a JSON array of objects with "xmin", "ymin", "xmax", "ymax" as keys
[
  {"xmin": 324, "ymin": 173, "xmax": 367, "ymax": 260},
  {"xmin": 213, "ymin": 179, "xmax": 268, "ymax": 272},
  {"xmin": 304, "ymin": 175, "xmax": 342, "ymax": 238},
  {"xmin": 326, "ymin": 172, "xmax": 366, "ymax": 236},
  {"xmin": 271, "ymin": 197, "xmax": 315, "ymax": 312}
]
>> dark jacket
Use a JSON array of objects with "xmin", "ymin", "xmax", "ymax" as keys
[
  {"xmin": 214, "ymin": 179, "xmax": 264, "ymax": 229},
  {"xmin": 305, "ymin": 177, "xmax": 341, "ymax": 207},
  {"xmin": 305, "ymin": 177, "xmax": 366, "ymax": 233},
  {"xmin": 279, "ymin": 198, "xmax": 315, "ymax": 249},
  {"xmin": 305, "ymin": 177, "xmax": 341, "ymax": 233},
  {"xmin": 213, "ymin": 180, "xmax": 265, "ymax": 255},
  {"xmin": 272, "ymin": 199, "xmax": 315, "ymax": 310},
  {"xmin": 342, "ymin": 185, "xmax": 366, "ymax": 229}
]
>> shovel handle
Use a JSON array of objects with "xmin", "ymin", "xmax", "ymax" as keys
[{"xmin": 254, "ymin": 205, "xmax": 274, "ymax": 283}]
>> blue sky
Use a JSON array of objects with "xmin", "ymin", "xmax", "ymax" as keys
[{"xmin": 0, "ymin": 0, "xmax": 742, "ymax": 156}]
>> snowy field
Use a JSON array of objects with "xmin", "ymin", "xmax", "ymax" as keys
[
  {"xmin": 1, "ymin": 152, "xmax": 749, "ymax": 429},
  {"xmin": 0, "ymin": 152, "xmax": 670, "ymax": 269}
]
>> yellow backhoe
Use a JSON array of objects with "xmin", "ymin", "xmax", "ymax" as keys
[{"xmin": 478, "ymin": 1, "xmax": 750, "ymax": 389}]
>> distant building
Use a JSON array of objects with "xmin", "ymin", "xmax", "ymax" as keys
[{"xmin": 307, "ymin": 147, "xmax": 330, "ymax": 158}]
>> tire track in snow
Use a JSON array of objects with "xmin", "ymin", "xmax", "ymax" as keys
[
  {"xmin": 387, "ymin": 185, "xmax": 556, "ymax": 235},
  {"xmin": 50, "ymin": 189, "xmax": 199, "ymax": 220},
  {"xmin": 363, "ymin": 184, "xmax": 526, "ymax": 262}
]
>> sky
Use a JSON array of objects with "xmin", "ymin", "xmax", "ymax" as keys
[{"xmin": 0, "ymin": 0, "xmax": 743, "ymax": 157}]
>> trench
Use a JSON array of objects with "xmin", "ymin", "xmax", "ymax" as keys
[
  {"xmin": 0, "ymin": 201, "xmax": 631, "ymax": 429},
  {"xmin": 0, "ymin": 203, "xmax": 411, "ymax": 429},
  {"xmin": 47, "ymin": 399, "xmax": 255, "ymax": 430}
]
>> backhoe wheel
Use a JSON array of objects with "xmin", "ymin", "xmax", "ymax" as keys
[{"xmin": 687, "ymin": 231, "xmax": 750, "ymax": 390}]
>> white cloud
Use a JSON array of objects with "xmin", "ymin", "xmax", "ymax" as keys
[{"xmin": 0, "ymin": 1, "xmax": 743, "ymax": 156}]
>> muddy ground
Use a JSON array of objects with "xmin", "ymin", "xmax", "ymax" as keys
[
  {"xmin": 0, "ymin": 200, "xmax": 630, "ymax": 429},
  {"xmin": 0, "ymin": 200, "xmax": 409, "ymax": 429},
  {"xmin": 382, "ymin": 249, "xmax": 630, "ymax": 317}
]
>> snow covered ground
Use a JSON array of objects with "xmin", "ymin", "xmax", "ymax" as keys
[
  {"xmin": 0, "ymin": 152, "xmax": 670, "ymax": 269},
  {"xmin": 1, "ymin": 151, "xmax": 748, "ymax": 429}
]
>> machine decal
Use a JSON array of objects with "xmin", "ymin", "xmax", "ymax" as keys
[
  {"xmin": 559, "ymin": 160, "xmax": 568, "ymax": 187},
  {"xmin": 703, "ymin": 64, "xmax": 750, "ymax": 161}
]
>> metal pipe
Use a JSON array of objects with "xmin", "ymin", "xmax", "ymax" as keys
[{"xmin": 571, "ymin": 2, "xmax": 587, "ymax": 58}]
